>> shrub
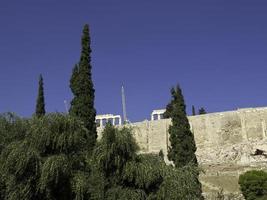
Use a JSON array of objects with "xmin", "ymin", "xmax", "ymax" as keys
[
  {"xmin": 238, "ymin": 170, "xmax": 267, "ymax": 200},
  {"xmin": 0, "ymin": 113, "xmax": 28, "ymax": 153}
]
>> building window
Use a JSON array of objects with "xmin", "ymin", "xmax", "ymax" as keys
[
  {"xmin": 108, "ymin": 118, "xmax": 113, "ymax": 125},
  {"xmin": 102, "ymin": 119, "xmax": 107, "ymax": 126},
  {"xmin": 96, "ymin": 119, "xmax": 100, "ymax": 127},
  {"xmin": 114, "ymin": 117, "xmax": 120, "ymax": 125}
]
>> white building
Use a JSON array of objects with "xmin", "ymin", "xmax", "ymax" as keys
[
  {"xmin": 151, "ymin": 109, "xmax": 166, "ymax": 121},
  {"xmin": 96, "ymin": 114, "xmax": 122, "ymax": 127}
]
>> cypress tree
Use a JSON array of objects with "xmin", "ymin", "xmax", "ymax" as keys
[
  {"xmin": 198, "ymin": 107, "xmax": 206, "ymax": 115},
  {"xmin": 69, "ymin": 24, "xmax": 97, "ymax": 149},
  {"xmin": 35, "ymin": 74, "xmax": 45, "ymax": 117},
  {"xmin": 192, "ymin": 105, "xmax": 196, "ymax": 116},
  {"xmin": 164, "ymin": 85, "xmax": 203, "ymax": 199},
  {"xmin": 165, "ymin": 85, "xmax": 198, "ymax": 167}
]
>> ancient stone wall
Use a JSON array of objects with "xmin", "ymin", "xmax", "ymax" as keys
[
  {"xmin": 97, "ymin": 107, "xmax": 267, "ymax": 163},
  {"xmin": 97, "ymin": 107, "xmax": 267, "ymax": 197}
]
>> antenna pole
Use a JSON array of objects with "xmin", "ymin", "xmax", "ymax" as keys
[
  {"xmin": 121, "ymin": 85, "xmax": 127, "ymax": 123},
  {"xmin": 64, "ymin": 100, "xmax": 69, "ymax": 113}
]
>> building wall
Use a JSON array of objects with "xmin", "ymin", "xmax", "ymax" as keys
[
  {"xmin": 97, "ymin": 107, "xmax": 267, "ymax": 196},
  {"xmin": 97, "ymin": 107, "xmax": 267, "ymax": 164}
]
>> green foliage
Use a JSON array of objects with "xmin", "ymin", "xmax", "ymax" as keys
[
  {"xmin": 0, "ymin": 113, "xmax": 204, "ymax": 200},
  {"xmin": 28, "ymin": 114, "xmax": 90, "ymax": 156},
  {"xmin": 69, "ymin": 24, "xmax": 97, "ymax": 152},
  {"xmin": 164, "ymin": 85, "xmax": 203, "ymax": 199},
  {"xmin": 71, "ymin": 171, "xmax": 91, "ymax": 200},
  {"xmin": 40, "ymin": 154, "xmax": 72, "ymax": 200},
  {"xmin": 158, "ymin": 149, "xmax": 164, "ymax": 160},
  {"xmin": 35, "ymin": 74, "xmax": 46, "ymax": 117},
  {"xmin": 164, "ymin": 85, "xmax": 198, "ymax": 167},
  {"xmin": 122, "ymin": 154, "xmax": 164, "ymax": 192},
  {"xmin": 94, "ymin": 125, "xmax": 138, "ymax": 175},
  {"xmin": 1, "ymin": 141, "xmax": 41, "ymax": 200},
  {"xmin": 198, "ymin": 107, "xmax": 206, "ymax": 115},
  {"xmin": 0, "ymin": 113, "xmax": 29, "ymax": 199},
  {"xmin": 238, "ymin": 170, "xmax": 267, "ymax": 200},
  {"xmin": 0, "ymin": 113, "xmax": 91, "ymax": 200},
  {"xmin": 106, "ymin": 187, "xmax": 146, "ymax": 200},
  {"xmin": 156, "ymin": 164, "xmax": 202, "ymax": 200},
  {"xmin": 0, "ymin": 113, "xmax": 27, "ymax": 153},
  {"xmin": 89, "ymin": 124, "xmax": 203, "ymax": 200}
]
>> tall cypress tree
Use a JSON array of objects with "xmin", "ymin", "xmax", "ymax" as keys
[
  {"xmin": 69, "ymin": 24, "xmax": 97, "ymax": 149},
  {"xmin": 35, "ymin": 74, "xmax": 45, "ymax": 117},
  {"xmin": 164, "ymin": 85, "xmax": 203, "ymax": 199},
  {"xmin": 165, "ymin": 85, "xmax": 198, "ymax": 167},
  {"xmin": 192, "ymin": 105, "xmax": 196, "ymax": 116}
]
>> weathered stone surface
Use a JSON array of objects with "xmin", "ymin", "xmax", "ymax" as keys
[{"xmin": 97, "ymin": 107, "xmax": 267, "ymax": 198}]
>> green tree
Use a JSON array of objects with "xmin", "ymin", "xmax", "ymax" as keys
[
  {"xmin": 35, "ymin": 74, "xmax": 46, "ymax": 117},
  {"xmin": 198, "ymin": 107, "xmax": 206, "ymax": 115},
  {"xmin": 164, "ymin": 85, "xmax": 203, "ymax": 199},
  {"xmin": 239, "ymin": 170, "xmax": 267, "ymax": 200},
  {"xmin": 0, "ymin": 113, "xmax": 28, "ymax": 153},
  {"xmin": 164, "ymin": 85, "xmax": 198, "ymax": 167},
  {"xmin": 192, "ymin": 105, "xmax": 196, "ymax": 116},
  {"xmin": 0, "ymin": 114, "xmax": 92, "ymax": 200},
  {"xmin": 0, "ymin": 113, "xmax": 28, "ymax": 199},
  {"xmin": 69, "ymin": 24, "xmax": 97, "ymax": 151},
  {"xmin": 156, "ymin": 164, "xmax": 203, "ymax": 200},
  {"xmin": 90, "ymin": 124, "xmax": 202, "ymax": 200},
  {"xmin": 1, "ymin": 116, "xmax": 204, "ymax": 200}
]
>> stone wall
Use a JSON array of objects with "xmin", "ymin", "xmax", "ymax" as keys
[
  {"xmin": 97, "ymin": 107, "xmax": 267, "ymax": 197},
  {"xmin": 98, "ymin": 107, "xmax": 267, "ymax": 161}
]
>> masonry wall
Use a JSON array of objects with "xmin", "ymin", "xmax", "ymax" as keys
[
  {"xmin": 97, "ymin": 107, "xmax": 267, "ymax": 165},
  {"xmin": 97, "ymin": 107, "xmax": 267, "ymax": 196}
]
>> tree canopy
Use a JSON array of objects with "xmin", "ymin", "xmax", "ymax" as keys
[
  {"xmin": 69, "ymin": 24, "xmax": 97, "ymax": 152},
  {"xmin": 164, "ymin": 85, "xmax": 203, "ymax": 199},
  {"xmin": 35, "ymin": 74, "xmax": 46, "ymax": 117},
  {"xmin": 0, "ymin": 116, "xmax": 204, "ymax": 200},
  {"xmin": 89, "ymin": 124, "xmax": 203, "ymax": 200},
  {"xmin": 0, "ymin": 114, "xmax": 91, "ymax": 200},
  {"xmin": 164, "ymin": 85, "xmax": 198, "ymax": 167},
  {"xmin": 239, "ymin": 170, "xmax": 267, "ymax": 200}
]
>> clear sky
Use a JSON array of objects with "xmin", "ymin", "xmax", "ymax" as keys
[{"xmin": 0, "ymin": 0, "xmax": 266, "ymax": 122}]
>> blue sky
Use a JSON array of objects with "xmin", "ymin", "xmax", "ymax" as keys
[{"xmin": 0, "ymin": 0, "xmax": 266, "ymax": 122}]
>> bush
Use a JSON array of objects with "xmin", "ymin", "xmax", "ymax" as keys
[
  {"xmin": 238, "ymin": 170, "xmax": 267, "ymax": 200},
  {"xmin": 0, "ymin": 113, "xmax": 91, "ymax": 200},
  {"xmin": 0, "ymin": 113, "xmax": 28, "ymax": 153},
  {"xmin": 90, "ymin": 124, "xmax": 203, "ymax": 200}
]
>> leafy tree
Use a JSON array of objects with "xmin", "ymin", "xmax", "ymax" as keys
[
  {"xmin": 239, "ymin": 170, "xmax": 267, "ymax": 200},
  {"xmin": 89, "ymin": 124, "xmax": 203, "ymax": 200},
  {"xmin": 0, "ymin": 115, "xmax": 204, "ymax": 200},
  {"xmin": 1, "ymin": 114, "xmax": 91, "ymax": 200},
  {"xmin": 35, "ymin": 74, "xmax": 46, "ymax": 117},
  {"xmin": 164, "ymin": 85, "xmax": 203, "ymax": 199},
  {"xmin": 192, "ymin": 105, "xmax": 196, "ymax": 116},
  {"xmin": 69, "ymin": 24, "xmax": 97, "ymax": 151},
  {"xmin": 1, "ymin": 141, "xmax": 42, "ymax": 200},
  {"xmin": 0, "ymin": 113, "xmax": 28, "ymax": 199},
  {"xmin": 198, "ymin": 107, "xmax": 206, "ymax": 115},
  {"xmin": 156, "ymin": 164, "xmax": 202, "ymax": 200},
  {"xmin": 89, "ymin": 125, "xmax": 141, "ymax": 199},
  {"xmin": 0, "ymin": 113, "xmax": 27, "ymax": 153}
]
